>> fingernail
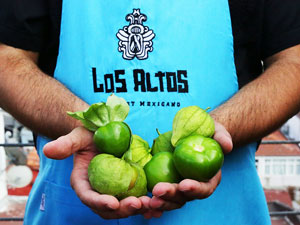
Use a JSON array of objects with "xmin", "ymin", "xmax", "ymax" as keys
[
  {"xmin": 130, "ymin": 204, "xmax": 140, "ymax": 210},
  {"xmin": 106, "ymin": 204, "xmax": 117, "ymax": 210},
  {"xmin": 157, "ymin": 192, "xmax": 165, "ymax": 197},
  {"xmin": 180, "ymin": 187, "xmax": 191, "ymax": 192}
]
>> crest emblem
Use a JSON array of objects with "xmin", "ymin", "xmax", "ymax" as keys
[{"xmin": 117, "ymin": 9, "xmax": 155, "ymax": 60}]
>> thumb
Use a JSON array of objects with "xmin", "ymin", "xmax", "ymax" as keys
[
  {"xmin": 43, "ymin": 127, "xmax": 94, "ymax": 159},
  {"xmin": 213, "ymin": 122, "xmax": 233, "ymax": 154}
]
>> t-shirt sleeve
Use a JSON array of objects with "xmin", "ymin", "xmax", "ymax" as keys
[
  {"xmin": 0, "ymin": 0, "xmax": 49, "ymax": 52},
  {"xmin": 262, "ymin": 0, "xmax": 300, "ymax": 59}
]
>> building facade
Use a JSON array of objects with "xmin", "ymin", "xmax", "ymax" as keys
[{"xmin": 256, "ymin": 131, "xmax": 300, "ymax": 189}]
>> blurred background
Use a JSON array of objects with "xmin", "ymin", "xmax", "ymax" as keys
[
  {"xmin": 0, "ymin": 108, "xmax": 38, "ymax": 225},
  {"xmin": 0, "ymin": 108, "xmax": 299, "ymax": 225}
]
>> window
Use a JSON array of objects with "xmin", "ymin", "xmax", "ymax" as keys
[
  {"xmin": 296, "ymin": 159, "xmax": 300, "ymax": 175},
  {"xmin": 261, "ymin": 157, "xmax": 300, "ymax": 176},
  {"xmin": 272, "ymin": 159, "xmax": 286, "ymax": 175},
  {"xmin": 287, "ymin": 159, "xmax": 295, "ymax": 175},
  {"xmin": 265, "ymin": 165, "xmax": 270, "ymax": 175},
  {"xmin": 288, "ymin": 164, "xmax": 294, "ymax": 174},
  {"xmin": 265, "ymin": 159, "xmax": 271, "ymax": 175}
]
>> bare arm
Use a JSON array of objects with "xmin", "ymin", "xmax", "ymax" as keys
[
  {"xmin": 0, "ymin": 43, "xmax": 155, "ymax": 218},
  {"xmin": 0, "ymin": 44, "xmax": 89, "ymax": 139},
  {"xmin": 148, "ymin": 45, "xmax": 300, "ymax": 213},
  {"xmin": 211, "ymin": 45, "xmax": 300, "ymax": 147}
]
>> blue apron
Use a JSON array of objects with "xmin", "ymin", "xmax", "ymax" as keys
[{"xmin": 24, "ymin": 0, "xmax": 271, "ymax": 224}]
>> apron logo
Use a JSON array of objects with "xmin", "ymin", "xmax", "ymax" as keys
[{"xmin": 117, "ymin": 9, "xmax": 155, "ymax": 60}]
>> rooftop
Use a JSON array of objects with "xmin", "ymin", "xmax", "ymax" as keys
[
  {"xmin": 265, "ymin": 189, "xmax": 293, "ymax": 208},
  {"xmin": 256, "ymin": 130, "xmax": 300, "ymax": 156}
]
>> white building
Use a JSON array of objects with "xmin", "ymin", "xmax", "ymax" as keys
[{"xmin": 256, "ymin": 131, "xmax": 300, "ymax": 188}]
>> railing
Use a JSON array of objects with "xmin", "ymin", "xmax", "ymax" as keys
[
  {"xmin": 0, "ymin": 218, "xmax": 23, "ymax": 222},
  {"xmin": 1, "ymin": 140, "xmax": 299, "ymax": 147},
  {"xmin": 0, "ymin": 143, "xmax": 35, "ymax": 147},
  {"xmin": 0, "ymin": 140, "xmax": 298, "ymax": 147},
  {"xmin": 261, "ymin": 140, "xmax": 300, "ymax": 145},
  {"xmin": 270, "ymin": 211, "xmax": 300, "ymax": 216},
  {"xmin": 1, "ymin": 140, "xmax": 300, "ymax": 222}
]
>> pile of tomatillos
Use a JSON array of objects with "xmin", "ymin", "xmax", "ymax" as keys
[{"xmin": 68, "ymin": 94, "xmax": 224, "ymax": 199}]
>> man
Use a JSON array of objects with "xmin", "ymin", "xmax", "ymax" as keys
[{"xmin": 0, "ymin": 0, "xmax": 300, "ymax": 224}]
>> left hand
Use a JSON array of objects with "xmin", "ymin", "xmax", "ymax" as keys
[{"xmin": 144, "ymin": 122, "xmax": 232, "ymax": 217}]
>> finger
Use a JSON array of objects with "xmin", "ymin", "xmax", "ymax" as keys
[
  {"xmin": 152, "ymin": 182, "xmax": 186, "ymax": 205},
  {"xmin": 143, "ymin": 210, "xmax": 164, "ymax": 219},
  {"xmin": 140, "ymin": 194, "xmax": 166, "ymax": 219},
  {"xmin": 150, "ymin": 183, "xmax": 186, "ymax": 211},
  {"xmin": 178, "ymin": 170, "xmax": 222, "ymax": 199},
  {"xmin": 118, "ymin": 196, "xmax": 142, "ymax": 216},
  {"xmin": 140, "ymin": 196, "xmax": 165, "ymax": 219},
  {"xmin": 139, "ymin": 196, "xmax": 151, "ymax": 214},
  {"xmin": 92, "ymin": 209, "xmax": 122, "ymax": 220},
  {"xmin": 151, "ymin": 210, "xmax": 164, "ymax": 218},
  {"xmin": 95, "ymin": 197, "xmax": 142, "ymax": 220},
  {"xmin": 213, "ymin": 122, "xmax": 233, "ymax": 154},
  {"xmin": 150, "ymin": 196, "xmax": 184, "ymax": 211},
  {"xmin": 43, "ymin": 126, "xmax": 94, "ymax": 159}
]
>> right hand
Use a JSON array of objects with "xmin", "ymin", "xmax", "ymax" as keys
[{"xmin": 43, "ymin": 127, "xmax": 162, "ymax": 219}]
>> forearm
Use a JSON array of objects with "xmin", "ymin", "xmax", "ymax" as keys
[
  {"xmin": 0, "ymin": 44, "xmax": 89, "ymax": 139},
  {"xmin": 211, "ymin": 46, "xmax": 300, "ymax": 147}
]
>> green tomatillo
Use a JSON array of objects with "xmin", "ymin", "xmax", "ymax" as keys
[
  {"xmin": 116, "ymin": 163, "xmax": 148, "ymax": 199},
  {"xmin": 93, "ymin": 121, "xmax": 132, "ymax": 157},
  {"xmin": 67, "ymin": 94, "xmax": 130, "ymax": 132},
  {"xmin": 151, "ymin": 130, "xmax": 174, "ymax": 155},
  {"xmin": 173, "ymin": 135, "xmax": 224, "ymax": 182},
  {"xmin": 171, "ymin": 106, "xmax": 215, "ymax": 147},
  {"xmin": 88, "ymin": 154, "xmax": 147, "ymax": 199},
  {"xmin": 122, "ymin": 134, "xmax": 152, "ymax": 168},
  {"xmin": 144, "ymin": 152, "xmax": 182, "ymax": 192}
]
